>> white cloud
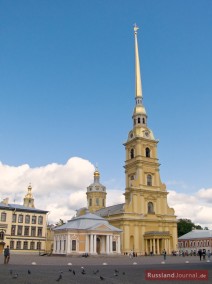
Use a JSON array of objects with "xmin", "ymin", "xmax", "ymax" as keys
[
  {"xmin": 168, "ymin": 189, "xmax": 212, "ymax": 229},
  {"xmin": 0, "ymin": 159, "xmax": 211, "ymax": 228},
  {"xmin": 0, "ymin": 157, "xmax": 124, "ymax": 224}
]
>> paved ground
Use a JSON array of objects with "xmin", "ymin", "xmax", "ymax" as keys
[{"xmin": 0, "ymin": 255, "xmax": 211, "ymax": 283}]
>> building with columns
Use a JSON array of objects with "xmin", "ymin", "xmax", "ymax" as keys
[
  {"xmin": 94, "ymin": 25, "xmax": 178, "ymax": 255},
  {"xmin": 53, "ymin": 212, "xmax": 121, "ymax": 255}
]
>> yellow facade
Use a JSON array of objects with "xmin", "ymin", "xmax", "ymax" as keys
[
  {"xmin": 94, "ymin": 25, "xmax": 177, "ymax": 255},
  {"xmin": 0, "ymin": 185, "xmax": 48, "ymax": 254}
]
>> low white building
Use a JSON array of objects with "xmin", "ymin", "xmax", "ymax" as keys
[{"xmin": 53, "ymin": 212, "xmax": 122, "ymax": 255}]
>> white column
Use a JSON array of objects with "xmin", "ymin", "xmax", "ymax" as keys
[
  {"xmin": 150, "ymin": 239, "xmax": 152, "ymax": 253},
  {"xmin": 117, "ymin": 236, "xmax": 121, "ymax": 253},
  {"xmin": 157, "ymin": 239, "xmax": 160, "ymax": 255},
  {"xmin": 53, "ymin": 236, "xmax": 56, "ymax": 253},
  {"xmin": 164, "ymin": 239, "xmax": 167, "ymax": 251},
  {"xmin": 106, "ymin": 235, "xmax": 109, "ymax": 254},
  {"xmin": 67, "ymin": 234, "xmax": 70, "ymax": 254},
  {"xmin": 110, "ymin": 235, "xmax": 113, "ymax": 253},
  {"xmin": 153, "ymin": 239, "xmax": 155, "ymax": 254},
  {"xmin": 93, "ymin": 234, "xmax": 97, "ymax": 254},
  {"xmin": 90, "ymin": 234, "xmax": 93, "ymax": 254}
]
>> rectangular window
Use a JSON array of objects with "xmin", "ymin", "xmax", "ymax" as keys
[
  {"xmin": 32, "ymin": 216, "xmax": 37, "ymax": 224},
  {"xmin": 31, "ymin": 227, "xmax": 36, "ymax": 237},
  {"xmin": 17, "ymin": 225, "xmax": 23, "ymax": 236},
  {"xmin": 38, "ymin": 227, "xmax": 42, "ymax": 237},
  {"xmin": 18, "ymin": 214, "xmax": 23, "ymax": 223},
  {"xmin": 25, "ymin": 215, "xmax": 30, "ymax": 224},
  {"xmin": 37, "ymin": 242, "xmax": 41, "ymax": 250},
  {"xmin": 30, "ymin": 242, "xmax": 35, "ymax": 250},
  {"xmin": 72, "ymin": 240, "xmax": 76, "ymax": 251},
  {"xmin": 23, "ymin": 241, "xmax": 28, "ymax": 250},
  {"xmin": 1, "ymin": 212, "xmax": 7, "ymax": 222},
  {"xmin": 64, "ymin": 240, "xmax": 66, "ymax": 251},
  {"xmin": 16, "ymin": 241, "xmax": 21, "ymax": 249},
  {"xmin": 12, "ymin": 214, "xmax": 17, "ymax": 223},
  {"xmin": 10, "ymin": 240, "xmax": 14, "ymax": 249},
  {"xmin": 11, "ymin": 225, "xmax": 16, "ymax": 236},
  {"xmin": 24, "ymin": 226, "xmax": 30, "ymax": 236},
  {"xmin": 38, "ymin": 216, "xmax": 43, "ymax": 225}
]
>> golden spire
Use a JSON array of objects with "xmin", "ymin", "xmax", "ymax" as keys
[{"xmin": 134, "ymin": 24, "xmax": 142, "ymax": 99}]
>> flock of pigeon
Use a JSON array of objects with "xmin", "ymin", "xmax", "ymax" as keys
[{"xmin": 8, "ymin": 266, "xmax": 126, "ymax": 282}]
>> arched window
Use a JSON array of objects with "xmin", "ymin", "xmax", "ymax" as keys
[
  {"xmin": 147, "ymin": 174, "xmax": 152, "ymax": 186},
  {"xmin": 146, "ymin": 147, "xmax": 150, "ymax": 157},
  {"xmin": 148, "ymin": 202, "xmax": 154, "ymax": 213},
  {"xmin": 143, "ymin": 118, "xmax": 145, "ymax": 124},
  {"xmin": 130, "ymin": 149, "xmax": 134, "ymax": 159},
  {"xmin": 138, "ymin": 117, "xmax": 141, "ymax": 124}
]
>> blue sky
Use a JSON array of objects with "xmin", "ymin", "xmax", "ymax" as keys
[{"xmin": 0, "ymin": 1, "xmax": 212, "ymax": 225}]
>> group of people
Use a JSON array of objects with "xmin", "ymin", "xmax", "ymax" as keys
[
  {"xmin": 198, "ymin": 249, "xmax": 211, "ymax": 261},
  {"xmin": 3, "ymin": 245, "xmax": 10, "ymax": 264}
]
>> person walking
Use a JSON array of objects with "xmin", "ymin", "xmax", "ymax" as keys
[
  {"xmin": 4, "ymin": 245, "xmax": 10, "ymax": 264},
  {"xmin": 198, "ymin": 249, "xmax": 203, "ymax": 261},
  {"xmin": 163, "ymin": 249, "xmax": 166, "ymax": 260},
  {"xmin": 207, "ymin": 250, "xmax": 211, "ymax": 261}
]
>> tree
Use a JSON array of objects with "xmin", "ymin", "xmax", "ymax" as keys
[
  {"xmin": 177, "ymin": 219, "xmax": 203, "ymax": 237},
  {"xmin": 56, "ymin": 219, "xmax": 65, "ymax": 227}
]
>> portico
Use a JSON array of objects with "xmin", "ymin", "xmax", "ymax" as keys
[
  {"xmin": 53, "ymin": 212, "xmax": 122, "ymax": 255},
  {"xmin": 144, "ymin": 231, "xmax": 171, "ymax": 254}
]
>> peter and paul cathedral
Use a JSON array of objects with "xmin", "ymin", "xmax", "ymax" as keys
[{"xmin": 94, "ymin": 25, "xmax": 178, "ymax": 255}]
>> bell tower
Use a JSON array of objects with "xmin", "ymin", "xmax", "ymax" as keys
[
  {"xmin": 23, "ymin": 184, "xmax": 35, "ymax": 208},
  {"xmin": 86, "ymin": 168, "xmax": 107, "ymax": 213},
  {"xmin": 124, "ymin": 25, "xmax": 170, "ymax": 215}
]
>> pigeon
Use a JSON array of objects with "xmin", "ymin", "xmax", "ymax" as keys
[
  {"xmin": 81, "ymin": 270, "xmax": 86, "ymax": 275},
  {"xmin": 123, "ymin": 272, "xmax": 126, "ymax": 275},
  {"xmin": 68, "ymin": 269, "xmax": 72, "ymax": 272},
  {"xmin": 100, "ymin": 275, "xmax": 105, "ymax": 280},
  {"xmin": 9, "ymin": 270, "xmax": 13, "ymax": 275},
  {"xmin": 12, "ymin": 273, "xmax": 18, "ymax": 279},
  {"xmin": 93, "ymin": 269, "xmax": 99, "ymax": 275},
  {"xmin": 73, "ymin": 270, "xmax": 76, "ymax": 275},
  {"xmin": 28, "ymin": 269, "xmax": 31, "ymax": 274},
  {"xmin": 56, "ymin": 274, "xmax": 62, "ymax": 282},
  {"xmin": 114, "ymin": 269, "xmax": 119, "ymax": 273}
]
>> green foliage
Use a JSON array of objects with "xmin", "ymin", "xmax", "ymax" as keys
[
  {"xmin": 56, "ymin": 219, "xmax": 65, "ymax": 226},
  {"xmin": 177, "ymin": 218, "xmax": 203, "ymax": 237}
]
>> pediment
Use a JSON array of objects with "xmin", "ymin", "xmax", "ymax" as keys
[{"xmin": 94, "ymin": 224, "xmax": 111, "ymax": 231}]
